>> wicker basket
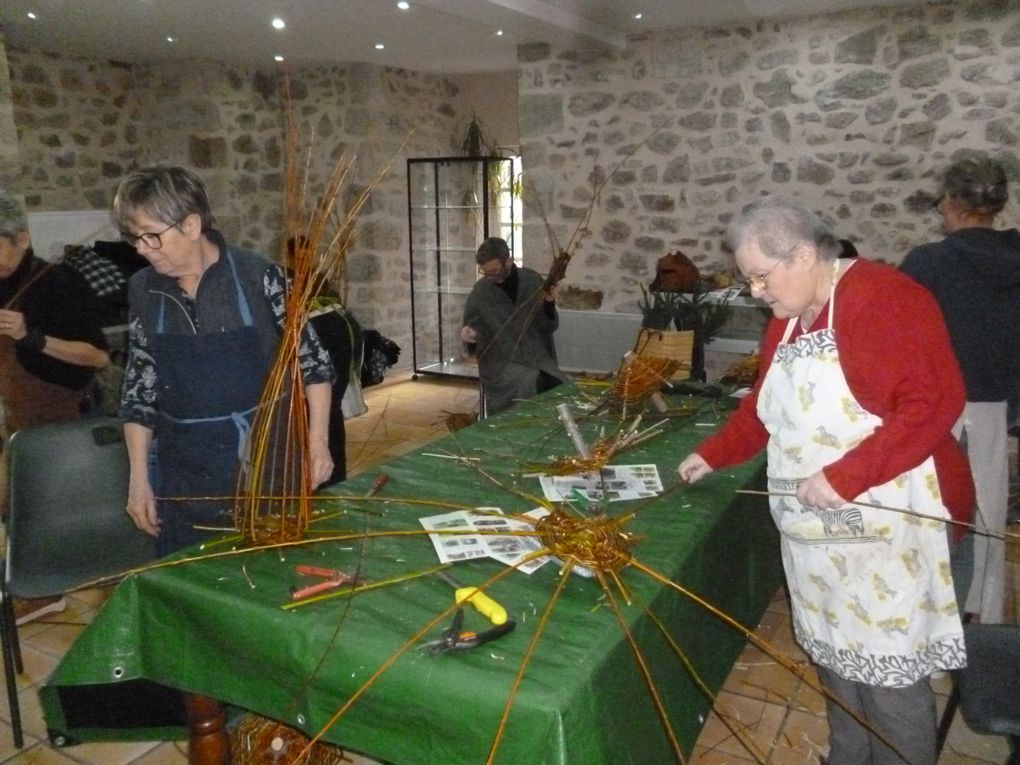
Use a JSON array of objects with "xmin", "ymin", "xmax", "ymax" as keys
[
  {"xmin": 230, "ymin": 714, "xmax": 347, "ymax": 764},
  {"xmin": 633, "ymin": 328, "xmax": 694, "ymax": 382}
]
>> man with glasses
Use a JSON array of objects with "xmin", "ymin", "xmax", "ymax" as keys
[
  {"xmin": 0, "ymin": 191, "xmax": 110, "ymax": 624},
  {"xmin": 461, "ymin": 237, "xmax": 567, "ymax": 415}
]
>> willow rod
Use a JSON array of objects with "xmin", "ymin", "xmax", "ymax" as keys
[{"xmin": 736, "ymin": 489, "xmax": 1019, "ymax": 542}]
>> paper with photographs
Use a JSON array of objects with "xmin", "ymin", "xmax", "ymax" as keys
[
  {"xmin": 537, "ymin": 464, "xmax": 663, "ymax": 503},
  {"xmin": 419, "ymin": 507, "xmax": 593, "ymax": 576}
]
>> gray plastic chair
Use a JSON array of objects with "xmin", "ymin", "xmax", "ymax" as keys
[
  {"xmin": 0, "ymin": 417, "xmax": 156, "ymax": 748},
  {"xmin": 955, "ymin": 623, "xmax": 1020, "ymax": 765}
]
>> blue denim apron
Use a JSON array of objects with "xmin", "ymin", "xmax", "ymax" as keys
[{"xmin": 151, "ymin": 252, "xmax": 275, "ymax": 555}]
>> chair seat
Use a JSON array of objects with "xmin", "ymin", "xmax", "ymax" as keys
[{"xmin": 957, "ymin": 624, "xmax": 1020, "ymax": 738}]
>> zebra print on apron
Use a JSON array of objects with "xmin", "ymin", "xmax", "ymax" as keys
[{"xmin": 757, "ymin": 259, "xmax": 964, "ymax": 686}]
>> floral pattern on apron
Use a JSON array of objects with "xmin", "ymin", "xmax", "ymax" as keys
[{"xmin": 757, "ymin": 260, "xmax": 964, "ymax": 687}]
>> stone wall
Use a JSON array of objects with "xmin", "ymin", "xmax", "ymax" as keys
[
  {"xmin": 3, "ymin": 46, "xmax": 465, "ymax": 356},
  {"xmin": 518, "ymin": 0, "xmax": 1020, "ymax": 313},
  {"xmin": 0, "ymin": 36, "xmax": 20, "ymax": 188}
]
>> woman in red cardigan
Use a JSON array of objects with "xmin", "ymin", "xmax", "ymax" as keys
[{"xmin": 677, "ymin": 199, "xmax": 973, "ymax": 765}]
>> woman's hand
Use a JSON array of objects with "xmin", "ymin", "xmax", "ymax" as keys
[
  {"xmin": 677, "ymin": 453, "xmax": 713, "ymax": 483},
  {"xmin": 308, "ymin": 435, "xmax": 334, "ymax": 488},
  {"xmin": 797, "ymin": 470, "xmax": 846, "ymax": 509},
  {"xmin": 0, "ymin": 309, "xmax": 27, "ymax": 341},
  {"xmin": 126, "ymin": 478, "xmax": 161, "ymax": 537}
]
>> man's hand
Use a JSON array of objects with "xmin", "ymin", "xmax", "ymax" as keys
[
  {"xmin": 460, "ymin": 325, "xmax": 478, "ymax": 344},
  {"xmin": 545, "ymin": 284, "xmax": 559, "ymax": 303}
]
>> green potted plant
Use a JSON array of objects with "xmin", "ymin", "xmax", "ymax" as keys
[{"xmin": 635, "ymin": 279, "xmax": 735, "ymax": 381}]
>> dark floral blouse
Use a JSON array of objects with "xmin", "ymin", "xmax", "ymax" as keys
[{"xmin": 120, "ymin": 264, "xmax": 335, "ymax": 429}]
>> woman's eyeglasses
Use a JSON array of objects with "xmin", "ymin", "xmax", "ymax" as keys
[
  {"xmin": 121, "ymin": 220, "xmax": 180, "ymax": 250},
  {"xmin": 744, "ymin": 262, "xmax": 779, "ymax": 290}
]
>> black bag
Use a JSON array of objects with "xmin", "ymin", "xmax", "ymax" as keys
[{"xmin": 361, "ymin": 329, "xmax": 401, "ymax": 387}]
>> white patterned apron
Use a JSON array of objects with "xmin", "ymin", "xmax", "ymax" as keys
[{"xmin": 757, "ymin": 260, "xmax": 965, "ymax": 686}]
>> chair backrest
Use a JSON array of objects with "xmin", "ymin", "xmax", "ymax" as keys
[
  {"xmin": 957, "ymin": 623, "xmax": 1020, "ymax": 739},
  {"xmin": 6, "ymin": 417, "xmax": 156, "ymax": 599}
]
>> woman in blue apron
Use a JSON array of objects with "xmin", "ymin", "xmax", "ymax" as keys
[
  {"xmin": 114, "ymin": 165, "xmax": 335, "ymax": 555},
  {"xmin": 678, "ymin": 200, "xmax": 974, "ymax": 765}
]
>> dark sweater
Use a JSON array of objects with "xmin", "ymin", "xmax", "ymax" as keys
[
  {"xmin": 0, "ymin": 250, "xmax": 108, "ymax": 391},
  {"xmin": 901, "ymin": 227, "xmax": 1020, "ymax": 402}
]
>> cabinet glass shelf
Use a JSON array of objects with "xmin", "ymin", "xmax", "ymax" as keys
[{"xmin": 407, "ymin": 156, "xmax": 515, "ymax": 380}]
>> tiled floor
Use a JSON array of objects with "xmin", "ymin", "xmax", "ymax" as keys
[{"xmin": 0, "ymin": 373, "xmax": 1017, "ymax": 765}]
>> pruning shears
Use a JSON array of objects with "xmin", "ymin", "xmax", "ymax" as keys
[
  {"xmin": 423, "ymin": 571, "xmax": 515, "ymax": 655},
  {"xmin": 290, "ymin": 565, "xmax": 359, "ymax": 601},
  {"xmin": 423, "ymin": 607, "xmax": 516, "ymax": 655}
]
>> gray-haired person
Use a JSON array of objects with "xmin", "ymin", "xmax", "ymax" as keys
[
  {"xmin": 0, "ymin": 191, "xmax": 110, "ymax": 624},
  {"xmin": 679, "ymin": 198, "xmax": 971, "ymax": 765},
  {"xmin": 113, "ymin": 165, "xmax": 335, "ymax": 555},
  {"xmin": 901, "ymin": 153, "xmax": 1020, "ymax": 624}
]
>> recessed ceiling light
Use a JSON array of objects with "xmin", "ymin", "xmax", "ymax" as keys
[
  {"xmin": 634, "ymin": 13, "xmax": 643, "ymax": 20},
  {"xmin": 274, "ymin": 55, "xmax": 285, "ymax": 62},
  {"xmin": 272, "ymin": 17, "xmax": 286, "ymax": 30},
  {"xmin": 26, "ymin": 12, "xmax": 37, "ymax": 19},
  {"xmin": 397, "ymin": 1, "xmax": 410, "ymax": 10},
  {"xmin": 496, "ymin": 29, "xmax": 504, "ymax": 36},
  {"xmin": 166, "ymin": 36, "xmax": 176, "ymax": 43},
  {"xmin": 375, "ymin": 43, "xmax": 385, "ymax": 50}
]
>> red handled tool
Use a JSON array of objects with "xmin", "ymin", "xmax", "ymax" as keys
[{"xmin": 290, "ymin": 565, "xmax": 358, "ymax": 601}]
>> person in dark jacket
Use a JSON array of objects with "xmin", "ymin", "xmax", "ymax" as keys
[
  {"xmin": 901, "ymin": 153, "xmax": 1020, "ymax": 624},
  {"xmin": 0, "ymin": 191, "xmax": 110, "ymax": 624},
  {"xmin": 461, "ymin": 237, "xmax": 567, "ymax": 415}
]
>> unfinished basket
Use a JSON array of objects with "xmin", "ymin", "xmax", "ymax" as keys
[{"xmin": 634, "ymin": 328, "xmax": 694, "ymax": 382}]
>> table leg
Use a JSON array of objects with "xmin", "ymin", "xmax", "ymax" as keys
[{"xmin": 183, "ymin": 693, "xmax": 231, "ymax": 765}]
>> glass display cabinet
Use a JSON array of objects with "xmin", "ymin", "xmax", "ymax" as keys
[{"xmin": 407, "ymin": 156, "xmax": 515, "ymax": 378}]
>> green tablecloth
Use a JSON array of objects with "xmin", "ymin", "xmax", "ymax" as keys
[{"xmin": 41, "ymin": 384, "xmax": 781, "ymax": 764}]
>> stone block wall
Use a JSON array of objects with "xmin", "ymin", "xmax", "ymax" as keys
[
  {"xmin": 518, "ymin": 0, "xmax": 1020, "ymax": 313},
  {"xmin": 2, "ymin": 45, "xmax": 464, "ymax": 357}
]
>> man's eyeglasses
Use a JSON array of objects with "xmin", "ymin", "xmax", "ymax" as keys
[
  {"xmin": 478, "ymin": 260, "xmax": 511, "ymax": 279},
  {"xmin": 121, "ymin": 220, "xmax": 180, "ymax": 250}
]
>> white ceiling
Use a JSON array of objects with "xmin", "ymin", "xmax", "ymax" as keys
[{"xmin": 2, "ymin": 0, "xmax": 930, "ymax": 75}]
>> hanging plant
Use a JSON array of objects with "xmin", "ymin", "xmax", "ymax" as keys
[{"xmin": 460, "ymin": 114, "xmax": 495, "ymax": 157}]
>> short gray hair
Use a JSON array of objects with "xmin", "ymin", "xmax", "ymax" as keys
[
  {"xmin": 726, "ymin": 198, "xmax": 840, "ymax": 262},
  {"xmin": 113, "ymin": 165, "xmax": 215, "ymax": 232},
  {"xmin": 939, "ymin": 154, "xmax": 1008, "ymax": 218},
  {"xmin": 475, "ymin": 237, "xmax": 510, "ymax": 265},
  {"xmin": 0, "ymin": 191, "xmax": 29, "ymax": 241}
]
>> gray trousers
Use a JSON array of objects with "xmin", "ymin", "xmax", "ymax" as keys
[
  {"xmin": 818, "ymin": 665, "xmax": 937, "ymax": 765},
  {"xmin": 954, "ymin": 401, "xmax": 1009, "ymax": 623}
]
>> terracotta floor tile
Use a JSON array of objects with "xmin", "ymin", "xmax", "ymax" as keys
[
  {"xmin": 126, "ymin": 741, "xmax": 189, "ymax": 765},
  {"xmin": 0, "ymin": 743, "xmax": 83, "ymax": 764},
  {"xmin": 770, "ymin": 707, "xmax": 830, "ymax": 765},
  {"xmin": 696, "ymin": 690, "xmax": 786, "ymax": 762},
  {"xmin": 725, "ymin": 642, "xmax": 803, "ymax": 707}
]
